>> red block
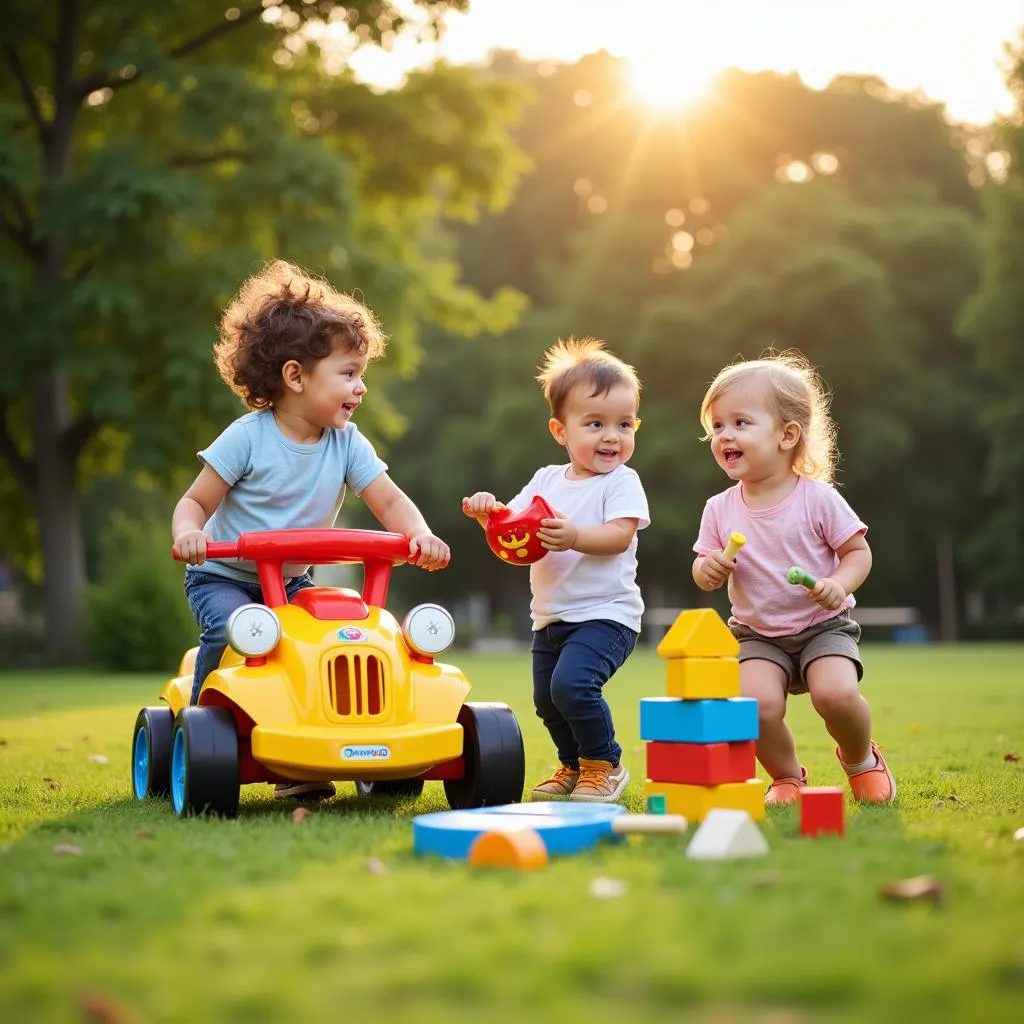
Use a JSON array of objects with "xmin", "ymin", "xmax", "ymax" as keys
[
  {"xmin": 799, "ymin": 786, "xmax": 845, "ymax": 837},
  {"xmin": 646, "ymin": 740, "xmax": 757, "ymax": 786}
]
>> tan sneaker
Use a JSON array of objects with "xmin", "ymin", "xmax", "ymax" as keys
[
  {"xmin": 531, "ymin": 765, "xmax": 580, "ymax": 801},
  {"xmin": 569, "ymin": 758, "xmax": 630, "ymax": 803},
  {"xmin": 273, "ymin": 781, "xmax": 336, "ymax": 800}
]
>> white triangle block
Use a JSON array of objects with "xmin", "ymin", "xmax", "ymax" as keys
[{"xmin": 685, "ymin": 808, "xmax": 769, "ymax": 860}]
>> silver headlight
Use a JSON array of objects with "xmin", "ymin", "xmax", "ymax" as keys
[
  {"xmin": 402, "ymin": 603, "xmax": 455, "ymax": 657},
  {"xmin": 225, "ymin": 604, "xmax": 281, "ymax": 658}
]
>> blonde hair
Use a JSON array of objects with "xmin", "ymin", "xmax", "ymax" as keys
[
  {"xmin": 699, "ymin": 350, "xmax": 838, "ymax": 483},
  {"xmin": 536, "ymin": 336, "xmax": 641, "ymax": 419}
]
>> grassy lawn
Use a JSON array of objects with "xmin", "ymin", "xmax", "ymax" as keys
[{"xmin": 1, "ymin": 644, "xmax": 1022, "ymax": 1023}]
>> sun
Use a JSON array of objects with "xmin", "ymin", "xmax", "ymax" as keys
[{"xmin": 624, "ymin": 52, "xmax": 721, "ymax": 113}]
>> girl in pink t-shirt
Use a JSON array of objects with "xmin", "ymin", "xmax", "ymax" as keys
[{"xmin": 691, "ymin": 351, "xmax": 896, "ymax": 806}]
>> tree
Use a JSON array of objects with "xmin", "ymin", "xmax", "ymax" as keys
[{"xmin": 0, "ymin": 0, "xmax": 527, "ymax": 657}]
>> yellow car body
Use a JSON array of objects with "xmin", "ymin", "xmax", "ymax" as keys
[{"xmin": 160, "ymin": 599, "xmax": 469, "ymax": 784}]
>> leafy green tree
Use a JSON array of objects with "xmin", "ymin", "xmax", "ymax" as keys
[
  {"xmin": 0, "ymin": 0, "xmax": 527, "ymax": 657},
  {"xmin": 959, "ymin": 38, "xmax": 1024, "ymax": 601}
]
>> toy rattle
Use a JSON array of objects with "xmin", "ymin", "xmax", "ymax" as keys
[
  {"xmin": 485, "ymin": 495, "xmax": 554, "ymax": 565},
  {"xmin": 786, "ymin": 566, "xmax": 818, "ymax": 589}
]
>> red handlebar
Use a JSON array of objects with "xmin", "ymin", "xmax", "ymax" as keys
[{"xmin": 182, "ymin": 528, "xmax": 414, "ymax": 608}]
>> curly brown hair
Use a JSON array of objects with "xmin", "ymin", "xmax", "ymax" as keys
[{"xmin": 214, "ymin": 260, "xmax": 387, "ymax": 410}]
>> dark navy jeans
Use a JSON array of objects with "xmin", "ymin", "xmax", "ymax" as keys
[
  {"xmin": 531, "ymin": 618, "xmax": 639, "ymax": 768},
  {"xmin": 184, "ymin": 568, "xmax": 314, "ymax": 704}
]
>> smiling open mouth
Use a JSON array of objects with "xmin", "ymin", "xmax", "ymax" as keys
[{"xmin": 724, "ymin": 449, "xmax": 742, "ymax": 464}]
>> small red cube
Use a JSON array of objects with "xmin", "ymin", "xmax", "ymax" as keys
[{"xmin": 799, "ymin": 786, "xmax": 845, "ymax": 837}]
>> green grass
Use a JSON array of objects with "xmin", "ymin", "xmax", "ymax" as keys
[{"xmin": 1, "ymin": 645, "xmax": 1022, "ymax": 1023}]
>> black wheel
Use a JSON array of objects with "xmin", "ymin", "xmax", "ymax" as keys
[
  {"xmin": 131, "ymin": 706, "xmax": 174, "ymax": 800},
  {"xmin": 444, "ymin": 702, "xmax": 525, "ymax": 810},
  {"xmin": 354, "ymin": 778, "xmax": 425, "ymax": 799},
  {"xmin": 170, "ymin": 707, "xmax": 240, "ymax": 818}
]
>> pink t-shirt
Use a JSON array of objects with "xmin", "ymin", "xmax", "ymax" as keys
[{"xmin": 694, "ymin": 475, "xmax": 868, "ymax": 637}]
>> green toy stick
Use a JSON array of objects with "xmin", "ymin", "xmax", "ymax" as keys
[{"xmin": 787, "ymin": 566, "xmax": 818, "ymax": 589}]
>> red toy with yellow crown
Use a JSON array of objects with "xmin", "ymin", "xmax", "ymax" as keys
[{"xmin": 484, "ymin": 495, "xmax": 553, "ymax": 565}]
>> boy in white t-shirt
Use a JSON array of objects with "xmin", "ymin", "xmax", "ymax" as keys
[{"xmin": 463, "ymin": 338, "xmax": 650, "ymax": 803}]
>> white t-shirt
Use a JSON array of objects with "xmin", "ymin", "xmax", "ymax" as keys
[{"xmin": 508, "ymin": 464, "xmax": 650, "ymax": 632}]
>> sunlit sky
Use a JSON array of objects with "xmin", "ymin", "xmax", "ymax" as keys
[{"xmin": 349, "ymin": 0, "xmax": 1024, "ymax": 124}]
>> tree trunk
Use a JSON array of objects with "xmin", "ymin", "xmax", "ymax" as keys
[{"xmin": 32, "ymin": 372, "xmax": 86, "ymax": 661}]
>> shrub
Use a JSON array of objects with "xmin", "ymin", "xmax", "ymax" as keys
[{"xmin": 83, "ymin": 515, "xmax": 196, "ymax": 671}]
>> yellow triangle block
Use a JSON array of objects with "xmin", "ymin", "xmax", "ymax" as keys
[
  {"xmin": 665, "ymin": 657, "xmax": 740, "ymax": 699},
  {"xmin": 656, "ymin": 609, "xmax": 739, "ymax": 659},
  {"xmin": 643, "ymin": 779, "xmax": 764, "ymax": 822}
]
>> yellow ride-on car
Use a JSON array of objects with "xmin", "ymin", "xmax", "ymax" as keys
[{"xmin": 130, "ymin": 529, "xmax": 525, "ymax": 817}]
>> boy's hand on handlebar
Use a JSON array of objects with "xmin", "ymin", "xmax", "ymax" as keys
[
  {"xmin": 408, "ymin": 532, "xmax": 450, "ymax": 571},
  {"xmin": 698, "ymin": 550, "xmax": 735, "ymax": 590},
  {"xmin": 172, "ymin": 530, "xmax": 210, "ymax": 564}
]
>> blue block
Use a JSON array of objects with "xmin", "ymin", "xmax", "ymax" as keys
[
  {"xmin": 639, "ymin": 697, "xmax": 759, "ymax": 743},
  {"xmin": 413, "ymin": 802, "xmax": 626, "ymax": 860}
]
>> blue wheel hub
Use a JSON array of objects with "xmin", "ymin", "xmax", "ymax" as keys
[
  {"xmin": 132, "ymin": 727, "xmax": 149, "ymax": 800},
  {"xmin": 171, "ymin": 728, "xmax": 186, "ymax": 816}
]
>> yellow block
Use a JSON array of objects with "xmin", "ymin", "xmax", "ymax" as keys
[
  {"xmin": 656, "ymin": 608, "xmax": 739, "ymax": 659},
  {"xmin": 643, "ymin": 779, "xmax": 764, "ymax": 821},
  {"xmin": 665, "ymin": 657, "xmax": 740, "ymax": 699}
]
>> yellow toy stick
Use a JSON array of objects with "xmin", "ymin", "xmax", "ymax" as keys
[
  {"xmin": 723, "ymin": 532, "xmax": 746, "ymax": 560},
  {"xmin": 611, "ymin": 814, "xmax": 688, "ymax": 835}
]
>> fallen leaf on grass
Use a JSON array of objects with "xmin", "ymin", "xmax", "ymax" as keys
[
  {"xmin": 88, "ymin": 754, "xmax": 109, "ymax": 765},
  {"xmin": 879, "ymin": 875, "xmax": 944, "ymax": 905},
  {"xmin": 135, "ymin": 828, "xmax": 152, "ymax": 840},
  {"xmin": 78, "ymin": 988, "xmax": 135, "ymax": 1024},
  {"xmin": 933, "ymin": 800, "xmax": 945, "ymax": 811},
  {"xmin": 367, "ymin": 857, "xmax": 389, "ymax": 875},
  {"xmin": 291, "ymin": 807, "xmax": 311, "ymax": 824},
  {"xmin": 52, "ymin": 844, "xmax": 82, "ymax": 856},
  {"xmin": 1004, "ymin": 753, "xmax": 1021, "ymax": 762},
  {"xmin": 588, "ymin": 877, "xmax": 628, "ymax": 899},
  {"xmin": 44, "ymin": 777, "xmax": 61, "ymax": 790}
]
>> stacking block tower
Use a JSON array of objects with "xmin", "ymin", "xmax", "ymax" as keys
[{"xmin": 641, "ymin": 609, "xmax": 764, "ymax": 822}]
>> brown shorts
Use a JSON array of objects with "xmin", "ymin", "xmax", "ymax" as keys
[{"xmin": 729, "ymin": 611, "xmax": 863, "ymax": 696}]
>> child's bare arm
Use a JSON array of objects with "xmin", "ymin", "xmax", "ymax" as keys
[
  {"xmin": 171, "ymin": 465, "xmax": 231, "ymax": 563},
  {"xmin": 361, "ymin": 473, "xmax": 449, "ymax": 569},
  {"xmin": 537, "ymin": 516, "xmax": 637, "ymax": 555},
  {"xmin": 811, "ymin": 534, "xmax": 872, "ymax": 610}
]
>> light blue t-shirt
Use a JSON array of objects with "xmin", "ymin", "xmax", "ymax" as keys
[{"xmin": 193, "ymin": 410, "xmax": 387, "ymax": 582}]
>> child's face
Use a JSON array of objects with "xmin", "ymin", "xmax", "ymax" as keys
[
  {"xmin": 709, "ymin": 380, "xmax": 796, "ymax": 483},
  {"xmin": 550, "ymin": 382, "xmax": 639, "ymax": 479},
  {"xmin": 300, "ymin": 344, "xmax": 369, "ymax": 429}
]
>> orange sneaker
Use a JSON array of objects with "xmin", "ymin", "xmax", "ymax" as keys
[
  {"xmin": 531, "ymin": 765, "xmax": 580, "ymax": 801},
  {"xmin": 764, "ymin": 766, "xmax": 808, "ymax": 806},
  {"xmin": 569, "ymin": 758, "xmax": 630, "ymax": 803},
  {"xmin": 839, "ymin": 741, "xmax": 896, "ymax": 804}
]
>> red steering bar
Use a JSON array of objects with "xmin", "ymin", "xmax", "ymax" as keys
[{"xmin": 197, "ymin": 529, "xmax": 412, "ymax": 609}]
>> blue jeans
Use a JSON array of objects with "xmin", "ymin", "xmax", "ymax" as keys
[
  {"xmin": 531, "ymin": 618, "xmax": 638, "ymax": 768},
  {"xmin": 184, "ymin": 568, "xmax": 314, "ymax": 704}
]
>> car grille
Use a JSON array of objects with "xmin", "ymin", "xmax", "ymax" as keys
[{"xmin": 328, "ymin": 652, "xmax": 388, "ymax": 719}]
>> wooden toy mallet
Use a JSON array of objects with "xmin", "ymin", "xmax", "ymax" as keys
[
  {"xmin": 723, "ymin": 531, "xmax": 746, "ymax": 560},
  {"xmin": 787, "ymin": 566, "xmax": 818, "ymax": 589}
]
